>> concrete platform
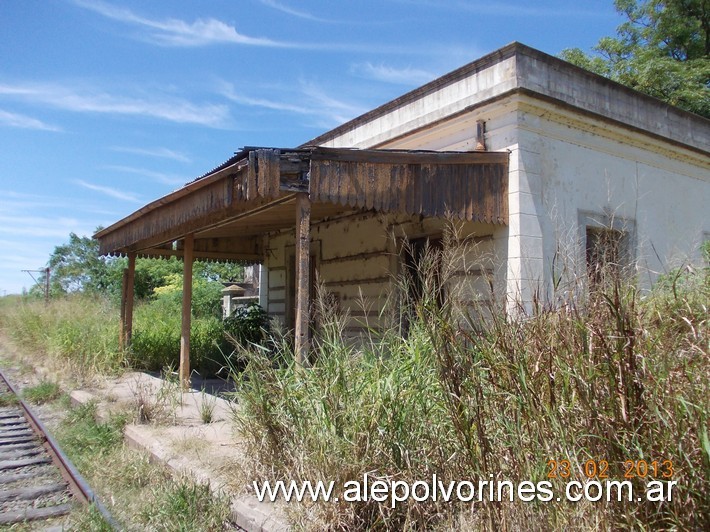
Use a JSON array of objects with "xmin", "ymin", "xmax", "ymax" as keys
[{"xmin": 70, "ymin": 371, "xmax": 289, "ymax": 532}]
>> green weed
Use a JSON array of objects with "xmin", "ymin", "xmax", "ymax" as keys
[
  {"xmin": 0, "ymin": 294, "xmax": 126, "ymax": 380},
  {"xmin": 57, "ymin": 402, "xmax": 127, "ymax": 467},
  {"xmin": 140, "ymin": 478, "xmax": 231, "ymax": 531},
  {"xmin": 0, "ymin": 292, "xmax": 231, "ymax": 379},
  {"xmin": 23, "ymin": 379, "xmax": 61, "ymax": 404},
  {"xmin": 131, "ymin": 301, "xmax": 229, "ymax": 375},
  {"xmin": 0, "ymin": 392, "xmax": 19, "ymax": 407},
  {"xmin": 55, "ymin": 402, "xmax": 233, "ymax": 530},
  {"xmin": 69, "ymin": 504, "xmax": 114, "ymax": 531}
]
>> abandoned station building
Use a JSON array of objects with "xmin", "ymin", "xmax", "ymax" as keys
[{"xmin": 96, "ymin": 43, "xmax": 710, "ymax": 378}]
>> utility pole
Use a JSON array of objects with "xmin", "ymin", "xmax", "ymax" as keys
[{"xmin": 21, "ymin": 268, "xmax": 50, "ymax": 301}]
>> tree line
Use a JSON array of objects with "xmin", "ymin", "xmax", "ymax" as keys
[{"xmin": 29, "ymin": 231, "xmax": 244, "ymax": 319}]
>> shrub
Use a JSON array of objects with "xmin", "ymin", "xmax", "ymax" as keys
[
  {"xmin": 130, "ymin": 304, "xmax": 180, "ymax": 372},
  {"xmin": 131, "ymin": 299, "xmax": 230, "ymax": 376},
  {"xmin": 223, "ymin": 302, "xmax": 270, "ymax": 348}
]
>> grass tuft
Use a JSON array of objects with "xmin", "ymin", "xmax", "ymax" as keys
[
  {"xmin": 0, "ymin": 392, "xmax": 19, "ymax": 407},
  {"xmin": 141, "ymin": 478, "xmax": 231, "ymax": 531},
  {"xmin": 55, "ymin": 402, "xmax": 233, "ymax": 530},
  {"xmin": 198, "ymin": 387, "xmax": 217, "ymax": 424},
  {"xmin": 23, "ymin": 379, "xmax": 61, "ymax": 404}
]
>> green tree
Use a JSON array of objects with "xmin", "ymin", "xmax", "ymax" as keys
[
  {"xmin": 38, "ymin": 232, "xmax": 123, "ymax": 296},
  {"xmin": 35, "ymin": 231, "xmax": 245, "ymax": 302},
  {"xmin": 196, "ymin": 261, "xmax": 244, "ymax": 283},
  {"xmin": 133, "ymin": 258, "xmax": 243, "ymax": 300},
  {"xmin": 133, "ymin": 257, "xmax": 184, "ymax": 300},
  {"xmin": 561, "ymin": 0, "xmax": 710, "ymax": 117}
]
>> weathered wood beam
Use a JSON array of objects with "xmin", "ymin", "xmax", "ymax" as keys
[
  {"xmin": 294, "ymin": 193, "xmax": 311, "ymax": 365},
  {"xmin": 180, "ymin": 234, "xmax": 194, "ymax": 390},
  {"xmin": 119, "ymin": 253, "xmax": 136, "ymax": 350},
  {"xmin": 134, "ymin": 235, "xmax": 264, "ymax": 262},
  {"xmin": 310, "ymin": 147, "xmax": 508, "ymax": 165},
  {"xmin": 96, "ymin": 167, "xmax": 242, "ymax": 254},
  {"xmin": 192, "ymin": 236, "xmax": 263, "ymax": 256}
]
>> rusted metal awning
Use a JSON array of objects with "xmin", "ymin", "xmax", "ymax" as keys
[{"xmin": 95, "ymin": 146, "xmax": 508, "ymax": 260}]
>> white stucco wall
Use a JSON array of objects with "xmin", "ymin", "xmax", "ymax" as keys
[{"xmin": 515, "ymin": 97, "xmax": 709, "ymax": 302}]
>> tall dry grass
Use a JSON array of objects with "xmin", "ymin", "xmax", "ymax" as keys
[
  {"xmin": 0, "ymin": 293, "xmax": 231, "ymax": 380},
  {"xmin": 0, "ymin": 294, "xmax": 126, "ymax": 380},
  {"xmin": 233, "ymin": 237, "xmax": 709, "ymax": 530}
]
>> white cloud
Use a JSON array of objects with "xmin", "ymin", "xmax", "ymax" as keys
[
  {"xmin": 0, "ymin": 108, "xmax": 61, "ymax": 131},
  {"xmin": 109, "ymin": 146, "xmax": 191, "ymax": 163},
  {"xmin": 299, "ymin": 80, "xmax": 368, "ymax": 125},
  {"xmin": 218, "ymin": 79, "xmax": 367, "ymax": 127},
  {"xmin": 0, "ymin": 214, "xmax": 91, "ymax": 239},
  {"xmin": 101, "ymin": 165, "xmax": 186, "ymax": 186},
  {"xmin": 350, "ymin": 62, "xmax": 435, "ymax": 86},
  {"xmin": 0, "ymin": 191, "xmax": 120, "ymax": 216},
  {"xmin": 74, "ymin": 179, "xmax": 143, "ymax": 203},
  {"xmin": 0, "ymin": 240, "xmax": 54, "ymax": 270},
  {"xmin": 71, "ymin": 0, "xmax": 420, "ymax": 53},
  {"xmin": 0, "ymin": 81, "xmax": 230, "ymax": 127},
  {"xmin": 219, "ymin": 82, "xmax": 312, "ymax": 115},
  {"xmin": 73, "ymin": 0, "xmax": 292, "ymax": 47},
  {"xmin": 257, "ymin": 0, "xmax": 339, "ymax": 23}
]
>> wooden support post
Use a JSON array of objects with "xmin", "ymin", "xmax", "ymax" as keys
[
  {"xmin": 120, "ymin": 270, "xmax": 127, "ymax": 351},
  {"xmin": 180, "ymin": 234, "xmax": 194, "ymax": 390},
  {"xmin": 294, "ymin": 192, "xmax": 311, "ymax": 364},
  {"xmin": 119, "ymin": 253, "xmax": 136, "ymax": 350}
]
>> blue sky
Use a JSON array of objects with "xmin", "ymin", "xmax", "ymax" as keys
[{"xmin": 0, "ymin": 0, "xmax": 623, "ymax": 295}]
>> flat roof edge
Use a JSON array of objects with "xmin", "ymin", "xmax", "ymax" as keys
[{"xmin": 305, "ymin": 42, "xmax": 709, "ymax": 152}]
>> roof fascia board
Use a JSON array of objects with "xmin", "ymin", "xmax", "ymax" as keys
[{"xmin": 94, "ymin": 158, "xmax": 247, "ymax": 239}]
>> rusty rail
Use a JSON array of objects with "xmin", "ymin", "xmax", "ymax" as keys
[{"xmin": 0, "ymin": 369, "xmax": 120, "ymax": 529}]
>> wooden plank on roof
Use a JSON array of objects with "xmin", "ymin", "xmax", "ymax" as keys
[
  {"xmin": 257, "ymin": 148, "xmax": 281, "ymax": 198},
  {"xmin": 97, "ymin": 174, "xmax": 240, "ymax": 255},
  {"xmin": 247, "ymin": 151, "xmax": 257, "ymax": 200},
  {"xmin": 308, "ymin": 152, "xmax": 508, "ymax": 224}
]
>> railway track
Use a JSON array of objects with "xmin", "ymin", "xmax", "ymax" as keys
[{"xmin": 0, "ymin": 369, "xmax": 118, "ymax": 528}]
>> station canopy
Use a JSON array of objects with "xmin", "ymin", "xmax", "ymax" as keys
[{"xmin": 95, "ymin": 146, "xmax": 509, "ymax": 262}]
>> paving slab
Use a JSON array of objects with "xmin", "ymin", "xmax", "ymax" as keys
[{"xmin": 70, "ymin": 371, "xmax": 289, "ymax": 532}]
